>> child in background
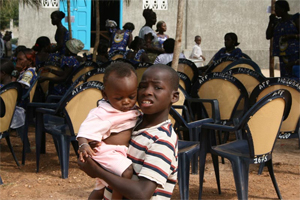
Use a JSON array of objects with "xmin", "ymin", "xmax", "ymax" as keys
[
  {"xmin": 78, "ymin": 64, "xmax": 179, "ymax": 200},
  {"xmin": 124, "ymin": 36, "xmax": 150, "ymax": 64},
  {"xmin": 156, "ymin": 20, "xmax": 169, "ymax": 48},
  {"xmin": 77, "ymin": 62, "xmax": 141, "ymax": 200},
  {"xmin": 190, "ymin": 35, "xmax": 206, "ymax": 61}
]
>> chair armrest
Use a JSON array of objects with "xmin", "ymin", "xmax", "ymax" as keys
[
  {"xmin": 46, "ymin": 95, "xmax": 63, "ymax": 103},
  {"xmin": 185, "ymin": 98, "xmax": 221, "ymax": 123},
  {"xmin": 36, "ymin": 107, "xmax": 57, "ymax": 115},
  {"xmin": 187, "ymin": 118, "xmax": 214, "ymax": 129},
  {"xmin": 202, "ymin": 123, "xmax": 237, "ymax": 132},
  {"xmin": 27, "ymin": 102, "xmax": 58, "ymax": 109}
]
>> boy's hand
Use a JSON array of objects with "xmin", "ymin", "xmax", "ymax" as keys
[
  {"xmin": 78, "ymin": 143, "xmax": 96, "ymax": 162},
  {"xmin": 89, "ymin": 141, "xmax": 102, "ymax": 153}
]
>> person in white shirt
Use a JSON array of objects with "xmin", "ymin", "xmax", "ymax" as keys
[
  {"xmin": 189, "ymin": 35, "xmax": 206, "ymax": 61},
  {"xmin": 154, "ymin": 38, "xmax": 185, "ymax": 65}
]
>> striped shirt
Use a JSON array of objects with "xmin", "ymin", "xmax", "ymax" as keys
[{"xmin": 103, "ymin": 120, "xmax": 178, "ymax": 200}]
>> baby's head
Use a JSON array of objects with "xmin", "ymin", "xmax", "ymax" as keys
[
  {"xmin": 138, "ymin": 64, "xmax": 179, "ymax": 117},
  {"xmin": 102, "ymin": 62, "xmax": 138, "ymax": 112}
]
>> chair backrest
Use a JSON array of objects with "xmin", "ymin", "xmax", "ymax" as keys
[
  {"xmin": 109, "ymin": 50, "xmax": 126, "ymax": 61},
  {"xmin": 224, "ymin": 67, "xmax": 266, "ymax": 97},
  {"xmin": 0, "ymin": 82, "xmax": 22, "ymax": 133},
  {"xmin": 167, "ymin": 58, "xmax": 198, "ymax": 85},
  {"xmin": 241, "ymin": 89, "xmax": 291, "ymax": 160},
  {"xmin": 84, "ymin": 67, "xmax": 106, "ymax": 83},
  {"xmin": 62, "ymin": 81, "xmax": 104, "ymax": 135},
  {"xmin": 192, "ymin": 72, "xmax": 248, "ymax": 122},
  {"xmin": 135, "ymin": 62, "xmax": 153, "ymax": 83},
  {"xmin": 177, "ymin": 71, "xmax": 192, "ymax": 95},
  {"xmin": 205, "ymin": 56, "xmax": 237, "ymax": 74},
  {"xmin": 222, "ymin": 58, "xmax": 262, "ymax": 74},
  {"xmin": 70, "ymin": 61, "xmax": 98, "ymax": 83},
  {"xmin": 39, "ymin": 65, "xmax": 63, "ymax": 95},
  {"xmin": 250, "ymin": 78, "xmax": 300, "ymax": 135}
]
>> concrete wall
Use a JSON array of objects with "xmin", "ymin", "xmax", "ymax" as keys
[
  {"xmin": 19, "ymin": 6, "xmax": 58, "ymax": 48},
  {"xmin": 19, "ymin": 0, "xmax": 300, "ymax": 69},
  {"xmin": 123, "ymin": 0, "xmax": 300, "ymax": 69}
]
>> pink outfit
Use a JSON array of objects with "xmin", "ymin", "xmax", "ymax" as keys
[{"xmin": 77, "ymin": 100, "xmax": 141, "ymax": 190}]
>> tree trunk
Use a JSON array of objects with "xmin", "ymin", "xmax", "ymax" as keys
[
  {"xmin": 67, "ymin": 0, "xmax": 72, "ymax": 39},
  {"xmin": 93, "ymin": 0, "xmax": 100, "ymax": 62},
  {"xmin": 269, "ymin": 0, "xmax": 275, "ymax": 77},
  {"xmin": 171, "ymin": 0, "xmax": 185, "ymax": 71}
]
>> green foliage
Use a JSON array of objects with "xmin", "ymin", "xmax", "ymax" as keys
[{"xmin": 0, "ymin": 0, "xmax": 19, "ymax": 30}]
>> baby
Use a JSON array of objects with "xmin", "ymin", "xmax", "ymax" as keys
[{"xmin": 77, "ymin": 62, "xmax": 141, "ymax": 199}]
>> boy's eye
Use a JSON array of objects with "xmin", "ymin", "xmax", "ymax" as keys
[{"xmin": 155, "ymin": 86, "xmax": 162, "ymax": 90}]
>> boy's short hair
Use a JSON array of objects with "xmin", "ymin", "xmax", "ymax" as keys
[
  {"xmin": 103, "ymin": 62, "xmax": 137, "ymax": 85},
  {"xmin": 163, "ymin": 38, "xmax": 175, "ymax": 53},
  {"xmin": 147, "ymin": 64, "xmax": 179, "ymax": 90},
  {"xmin": 195, "ymin": 35, "xmax": 201, "ymax": 40},
  {"xmin": 0, "ymin": 58, "xmax": 14, "ymax": 75}
]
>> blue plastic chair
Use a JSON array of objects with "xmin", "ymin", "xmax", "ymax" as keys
[{"xmin": 201, "ymin": 89, "xmax": 291, "ymax": 199}]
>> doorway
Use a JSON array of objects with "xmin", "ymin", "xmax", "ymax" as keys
[{"xmin": 91, "ymin": 0, "xmax": 120, "ymax": 47}]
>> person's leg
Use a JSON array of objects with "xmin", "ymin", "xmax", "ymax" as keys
[
  {"xmin": 88, "ymin": 188, "xmax": 104, "ymax": 200},
  {"xmin": 111, "ymin": 165, "xmax": 133, "ymax": 200}
]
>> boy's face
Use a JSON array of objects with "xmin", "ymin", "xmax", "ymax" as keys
[
  {"xmin": 138, "ymin": 67, "xmax": 179, "ymax": 117},
  {"xmin": 102, "ymin": 71, "xmax": 138, "ymax": 112},
  {"xmin": 195, "ymin": 37, "xmax": 201, "ymax": 45}
]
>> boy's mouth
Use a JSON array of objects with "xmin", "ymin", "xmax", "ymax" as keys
[{"xmin": 140, "ymin": 99, "xmax": 153, "ymax": 107}]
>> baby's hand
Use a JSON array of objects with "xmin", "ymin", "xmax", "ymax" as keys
[
  {"xmin": 78, "ymin": 143, "xmax": 96, "ymax": 162},
  {"xmin": 89, "ymin": 141, "xmax": 102, "ymax": 153}
]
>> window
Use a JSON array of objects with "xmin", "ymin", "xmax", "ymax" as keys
[
  {"xmin": 143, "ymin": 0, "xmax": 168, "ymax": 10},
  {"xmin": 40, "ymin": 0, "xmax": 59, "ymax": 8}
]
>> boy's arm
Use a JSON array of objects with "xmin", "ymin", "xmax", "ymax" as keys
[{"xmin": 78, "ymin": 157, "xmax": 157, "ymax": 199}]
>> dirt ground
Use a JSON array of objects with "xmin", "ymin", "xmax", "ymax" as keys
[{"xmin": 0, "ymin": 127, "xmax": 299, "ymax": 200}]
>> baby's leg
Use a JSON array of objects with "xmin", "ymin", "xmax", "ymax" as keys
[
  {"xmin": 111, "ymin": 165, "xmax": 133, "ymax": 200},
  {"xmin": 88, "ymin": 188, "xmax": 104, "ymax": 200}
]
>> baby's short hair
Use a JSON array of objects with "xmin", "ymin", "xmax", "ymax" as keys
[{"xmin": 103, "ymin": 62, "xmax": 137, "ymax": 85}]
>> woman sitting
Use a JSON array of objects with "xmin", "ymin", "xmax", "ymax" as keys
[{"xmin": 39, "ymin": 39, "xmax": 84, "ymax": 95}]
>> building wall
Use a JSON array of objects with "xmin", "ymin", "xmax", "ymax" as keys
[
  {"xmin": 123, "ymin": 0, "xmax": 300, "ymax": 69},
  {"xmin": 19, "ymin": 6, "xmax": 58, "ymax": 48},
  {"xmin": 19, "ymin": 0, "xmax": 300, "ymax": 69}
]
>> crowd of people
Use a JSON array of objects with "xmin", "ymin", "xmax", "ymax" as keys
[{"xmin": 0, "ymin": 1, "xmax": 299, "ymax": 199}]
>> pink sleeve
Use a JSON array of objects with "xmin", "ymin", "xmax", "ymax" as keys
[{"xmin": 76, "ymin": 108, "xmax": 112, "ymax": 142}]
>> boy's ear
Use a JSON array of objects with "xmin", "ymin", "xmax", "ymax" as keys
[{"xmin": 171, "ymin": 90, "xmax": 179, "ymax": 104}]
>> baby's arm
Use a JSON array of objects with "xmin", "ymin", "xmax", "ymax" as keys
[{"xmin": 77, "ymin": 137, "xmax": 97, "ymax": 162}]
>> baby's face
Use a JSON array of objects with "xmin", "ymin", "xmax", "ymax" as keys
[{"xmin": 103, "ymin": 72, "xmax": 138, "ymax": 112}]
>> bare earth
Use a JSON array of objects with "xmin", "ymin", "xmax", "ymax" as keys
[{"xmin": 0, "ymin": 127, "xmax": 299, "ymax": 200}]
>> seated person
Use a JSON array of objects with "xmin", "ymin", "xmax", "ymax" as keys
[
  {"xmin": 156, "ymin": 20, "xmax": 169, "ymax": 48},
  {"xmin": 154, "ymin": 38, "xmax": 185, "ymax": 65},
  {"xmin": 108, "ymin": 22, "xmax": 135, "ymax": 57},
  {"xmin": 0, "ymin": 58, "xmax": 14, "ymax": 87},
  {"xmin": 211, "ymin": 32, "xmax": 243, "ymax": 63},
  {"xmin": 39, "ymin": 39, "xmax": 84, "ymax": 95},
  {"xmin": 123, "ymin": 36, "xmax": 150, "ymax": 64},
  {"xmin": 33, "ymin": 36, "xmax": 52, "ymax": 70}
]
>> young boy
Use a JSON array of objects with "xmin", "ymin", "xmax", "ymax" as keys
[
  {"xmin": 78, "ymin": 64, "xmax": 180, "ymax": 200},
  {"xmin": 190, "ymin": 35, "xmax": 206, "ymax": 61}
]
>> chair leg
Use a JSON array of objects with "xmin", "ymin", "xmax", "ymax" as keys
[
  {"xmin": 211, "ymin": 153, "xmax": 221, "ymax": 194},
  {"xmin": 266, "ymin": 159, "xmax": 282, "ymax": 199},
  {"xmin": 35, "ymin": 112, "xmax": 45, "ymax": 172},
  {"xmin": 178, "ymin": 152, "xmax": 191, "ymax": 200},
  {"xmin": 5, "ymin": 135, "xmax": 20, "ymax": 166},
  {"xmin": 71, "ymin": 140, "xmax": 79, "ymax": 157},
  {"xmin": 258, "ymin": 162, "xmax": 265, "ymax": 175},
  {"xmin": 198, "ymin": 131, "xmax": 209, "ymax": 200},
  {"xmin": 0, "ymin": 175, "xmax": 3, "ymax": 185},
  {"xmin": 230, "ymin": 157, "xmax": 249, "ymax": 200},
  {"xmin": 53, "ymin": 134, "xmax": 71, "ymax": 179}
]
